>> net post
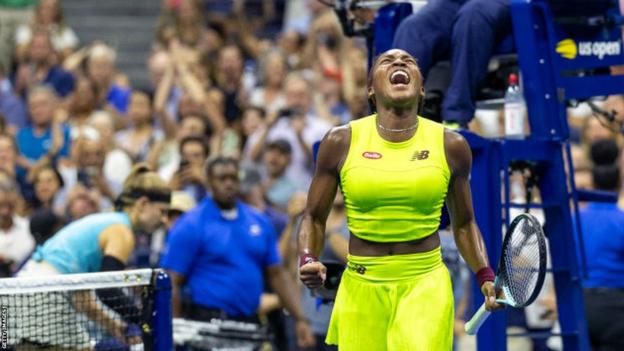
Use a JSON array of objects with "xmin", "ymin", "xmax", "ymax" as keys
[{"xmin": 152, "ymin": 269, "xmax": 173, "ymax": 351}]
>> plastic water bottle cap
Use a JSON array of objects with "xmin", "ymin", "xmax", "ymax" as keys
[{"xmin": 508, "ymin": 73, "xmax": 518, "ymax": 85}]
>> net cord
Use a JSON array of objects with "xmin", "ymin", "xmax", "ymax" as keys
[{"xmin": 0, "ymin": 269, "xmax": 153, "ymax": 294}]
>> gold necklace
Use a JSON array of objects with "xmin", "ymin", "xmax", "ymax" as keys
[{"xmin": 376, "ymin": 123, "xmax": 417, "ymax": 133}]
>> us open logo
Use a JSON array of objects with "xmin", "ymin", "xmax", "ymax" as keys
[{"xmin": 556, "ymin": 38, "xmax": 622, "ymax": 60}]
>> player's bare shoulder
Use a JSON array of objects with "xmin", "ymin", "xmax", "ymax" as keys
[
  {"xmin": 318, "ymin": 124, "xmax": 352, "ymax": 172},
  {"xmin": 443, "ymin": 129, "xmax": 472, "ymax": 176},
  {"xmin": 325, "ymin": 124, "xmax": 351, "ymax": 147}
]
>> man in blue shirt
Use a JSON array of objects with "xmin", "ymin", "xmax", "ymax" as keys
[
  {"xmin": 580, "ymin": 139, "xmax": 624, "ymax": 351},
  {"xmin": 16, "ymin": 85, "xmax": 71, "ymax": 165},
  {"xmin": 161, "ymin": 157, "xmax": 314, "ymax": 348}
]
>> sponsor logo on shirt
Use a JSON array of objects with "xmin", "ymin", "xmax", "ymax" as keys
[
  {"xmin": 250, "ymin": 224, "xmax": 261, "ymax": 236},
  {"xmin": 362, "ymin": 151, "xmax": 382, "ymax": 159},
  {"xmin": 411, "ymin": 150, "xmax": 430, "ymax": 161}
]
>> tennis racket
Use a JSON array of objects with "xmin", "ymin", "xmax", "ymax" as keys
[{"xmin": 465, "ymin": 213, "xmax": 547, "ymax": 335}]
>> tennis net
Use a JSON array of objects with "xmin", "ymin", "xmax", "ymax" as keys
[{"xmin": 0, "ymin": 268, "xmax": 172, "ymax": 350}]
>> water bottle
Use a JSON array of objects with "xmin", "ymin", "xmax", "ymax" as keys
[{"xmin": 504, "ymin": 73, "xmax": 526, "ymax": 138}]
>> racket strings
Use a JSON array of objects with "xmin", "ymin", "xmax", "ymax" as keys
[{"xmin": 501, "ymin": 219, "xmax": 543, "ymax": 306}]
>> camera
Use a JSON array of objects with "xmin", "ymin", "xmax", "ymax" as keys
[
  {"xmin": 278, "ymin": 108, "xmax": 304, "ymax": 119},
  {"xmin": 179, "ymin": 159, "xmax": 190, "ymax": 170},
  {"xmin": 77, "ymin": 166, "xmax": 98, "ymax": 188},
  {"xmin": 316, "ymin": 32, "xmax": 339, "ymax": 50}
]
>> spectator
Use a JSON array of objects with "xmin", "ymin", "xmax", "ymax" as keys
[
  {"xmin": 215, "ymin": 44, "xmax": 247, "ymax": 126},
  {"xmin": 86, "ymin": 43, "xmax": 131, "ymax": 114},
  {"xmin": 115, "ymin": 90, "xmax": 164, "ymax": 163},
  {"xmin": 169, "ymin": 135, "xmax": 209, "ymax": 202},
  {"xmin": 156, "ymin": 0, "xmax": 206, "ymax": 49},
  {"xmin": 283, "ymin": 0, "xmax": 328, "ymax": 35},
  {"xmin": 148, "ymin": 114, "xmax": 209, "ymax": 183},
  {"xmin": 14, "ymin": 0, "xmax": 79, "ymax": 63},
  {"xmin": 59, "ymin": 134, "xmax": 115, "ymax": 208},
  {"xmin": 302, "ymin": 11, "xmax": 360, "ymax": 116},
  {"xmin": 30, "ymin": 164, "xmax": 65, "ymax": 214},
  {"xmin": 13, "ymin": 29, "xmax": 75, "ymax": 97},
  {"xmin": 248, "ymin": 72, "xmax": 332, "ymax": 189},
  {"xmin": 0, "ymin": 177, "xmax": 34, "ymax": 277},
  {"xmin": 0, "ymin": 0, "xmax": 35, "ymax": 74},
  {"xmin": 132, "ymin": 190, "xmax": 197, "ymax": 269},
  {"xmin": 16, "ymin": 85, "xmax": 71, "ymax": 171},
  {"xmin": 148, "ymin": 50, "xmax": 181, "ymax": 120},
  {"xmin": 0, "ymin": 64, "xmax": 28, "ymax": 132},
  {"xmin": 144, "ymin": 190, "xmax": 197, "ymax": 269},
  {"xmin": 165, "ymin": 190, "xmax": 196, "ymax": 228},
  {"xmin": 580, "ymin": 139, "xmax": 624, "ymax": 351},
  {"xmin": 240, "ymin": 105, "xmax": 270, "ymax": 163},
  {"xmin": 250, "ymin": 49, "xmax": 288, "ymax": 115},
  {"xmin": 29, "ymin": 207, "xmax": 64, "ymax": 245},
  {"xmin": 315, "ymin": 71, "xmax": 351, "ymax": 126},
  {"xmin": 66, "ymin": 76, "xmax": 99, "ymax": 134},
  {"xmin": 87, "ymin": 111, "xmax": 132, "ymax": 196},
  {"xmin": 64, "ymin": 185, "xmax": 100, "ymax": 222},
  {"xmin": 159, "ymin": 42, "xmax": 226, "ymax": 146},
  {"xmin": 241, "ymin": 106, "xmax": 266, "ymax": 140},
  {"xmin": 393, "ymin": 0, "xmax": 511, "ymax": 127},
  {"xmin": 262, "ymin": 139, "xmax": 299, "ymax": 211},
  {"xmin": 581, "ymin": 117, "xmax": 616, "ymax": 145},
  {"xmin": 0, "ymin": 134, "xmax": 30, "ymax": 212},
  {"xmin": 160, "ymin": 157, "xmax": 315, "ymax": 348},
  {"xmin": 0, "ymin": 134, "xmax": 21, "ymax": 182},
  {"xmin": 277, "ymin": 30, "xmax": 306, "ymax": 71}
]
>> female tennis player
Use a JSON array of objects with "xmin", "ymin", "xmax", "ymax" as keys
[
  {"xmin": 298, "ymin": 49, "xmax": 503, "ymax": 350},
  {"xmin": 14, "ymin": 164, "xmax": 171, "ymax": 348}
]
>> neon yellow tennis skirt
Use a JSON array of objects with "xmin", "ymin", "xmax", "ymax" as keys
[{"xmin": 326, "ymin": 246, "xmax": 454, "ymax": 351}]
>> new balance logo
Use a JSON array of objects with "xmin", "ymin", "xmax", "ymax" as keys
[{"xmin": 411, "ymin": 150, "xmax": 430, "ymax": 161}]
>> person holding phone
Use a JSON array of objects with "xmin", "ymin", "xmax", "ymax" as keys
[
  {"xmin": 169, "ymin": 136, "xmax": 209, "ymax": 201},
  {"xmin": 246, "ymin": 73, "xmax": 332, "ymax": 189}
]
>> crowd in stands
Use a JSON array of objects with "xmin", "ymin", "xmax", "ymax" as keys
[{"xmin": 0, "ymin": 0, "xmax": 623, "ymax": 350}]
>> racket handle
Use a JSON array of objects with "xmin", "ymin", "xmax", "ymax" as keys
[{"xmin": 464, "ymin": 303, "xmax": 491, "ymax": 335}]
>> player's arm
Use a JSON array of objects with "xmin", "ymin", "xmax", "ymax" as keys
[
  {"xmin": 444, "ymin": 131, "xmax": 500, "ymax": 311},
  {"xmin": 96, "ymin": 224, "xmax": 143, "ymax": 321},
  {"xmin": 70, "ymin": 224, "xmax": 138, "ymax": 342},
  {"xmin": 444, "ymin": 131, "xmax": 489, "ymax": 273},
  {"xmin": 297, "ymin": 126, "xmax": 349, "ymax": 289}
]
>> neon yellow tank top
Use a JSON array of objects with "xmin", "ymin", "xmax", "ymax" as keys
[{"xmin": 339, "ymin": 115, "xmax": 451, "ymax": 242}]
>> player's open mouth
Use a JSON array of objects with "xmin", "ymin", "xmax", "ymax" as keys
[{"xmin": 389, "ymin": 69, "xmax": 410, "ymax": 85}]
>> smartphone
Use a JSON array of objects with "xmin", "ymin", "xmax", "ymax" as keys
[{"xmin": 179, "ymin": 159, "xmax": 190, "ymax": 170}]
